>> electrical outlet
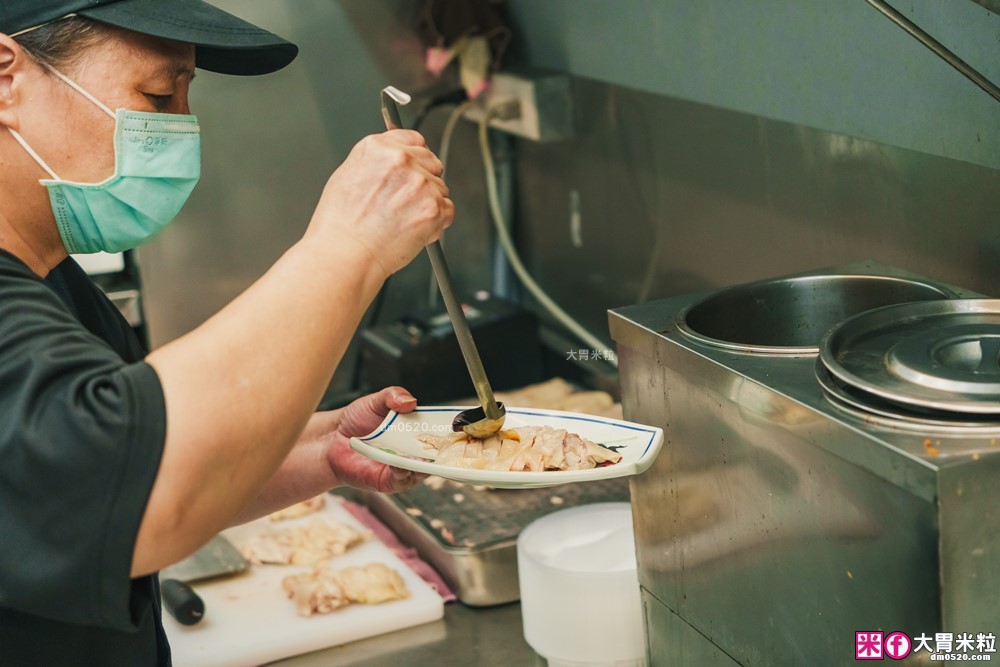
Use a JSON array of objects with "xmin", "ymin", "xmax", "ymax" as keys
[{"xmin": 463, "ymin": 69, "xmax": 573, "ymax": 142}]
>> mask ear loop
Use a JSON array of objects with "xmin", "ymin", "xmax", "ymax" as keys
[
  {"xmin": 12, "ymin": 16, "xmax": 112, "ymax": 118},
  {"xmin": 7, "ymin": 128, "xmax": 60, "ymax": 180},
  {"xmin": 5, "ymin": 56, "xmax": 117, "ymax": 180},
  {"xmin": 10, "ymin": 13, "xmax": 79, "ymax": 38},
  {"xmin": 38, "ymin": 62, "xmax": 116, "ymax": 120}
]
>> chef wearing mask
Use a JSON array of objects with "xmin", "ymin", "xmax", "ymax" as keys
[{"xmin": 0, "ymin": 1, "xmax": 453, "ymax": 665}]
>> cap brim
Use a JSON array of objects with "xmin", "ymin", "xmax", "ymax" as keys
[{"xmin": 78, "ymin": 0, "xmax": 298, "ymax": 76}]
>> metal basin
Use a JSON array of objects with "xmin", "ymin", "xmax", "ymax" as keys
[{"xmin": 677, "ymin": 274, "xmax": 955, "ymax": 355}]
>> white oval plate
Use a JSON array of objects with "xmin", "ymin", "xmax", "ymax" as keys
[{"xmin": 349, "ymin": 406, "xmax": 664, "ymax": 489}]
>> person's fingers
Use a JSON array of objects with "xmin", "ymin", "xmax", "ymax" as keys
[
  {"xmin": 378, "ymin": 129, "xmax": 443, "ymax": 177},
  {"xmin": 385, "ymin": 165, "xmax": 453, "ymax": 244},
  {"xmin": 378, "ymin": 154, "xmax": 448, "ymax": 208},
  {"xmin": 338, "ymin": 388, "xmax": 395, "ymax": 436},
  {"xmin": 384, "ymin": 467, "xmax": 428, "ymax": 493},
  {"xmin": 405, "ymin": 146, "xmax": 444, "ymax": 177},
  {"xmin": 411, "ymin": 164, "xmax": 449, "ymax": 198},
  {"xmin": 425, "ymin": 198, "xmax": 456, "ymax": 244},
  {"xmin": 383, "ymin": 128, "xmax": 427, "ymax": 146},
  {"xmin": 390, "ymin": 156, "xmax": 447, "ymax": 195},
  {"xmin": 338, "ymin": 387, "xmax": 418, "ymax": 438},
  {"xmin": 385, "ymin": 387, "xmax": 419, "ymax": 413},
  {"xmin": 356, "ymin": 387, "xmax": 395, "ymax": 417},
  {"xmin": 439, "ymin": 197, "xmax": 456, "ymax": 231},
  {"xmin": 411, "ymin": 148, "xmax": 444, "ymax": 178},
  {"xmin": 311, "ymin": 130, "xmax": 454, "ymax": 277},
  {"xmin": 361, "ymin": 132, "xmax": 441, "ymax": 178},
  {"xmin": 327, "ymin": 437, "xmax": 427, "ymax": 493}
]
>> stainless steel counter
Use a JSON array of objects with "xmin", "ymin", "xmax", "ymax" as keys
[
  {"xmin": 611, "ymin": 262, "xmax": 998, "ymax": 666},
  {"xmin": 267, "ymin": 602, "xmax": 544, "ymax": 666}
]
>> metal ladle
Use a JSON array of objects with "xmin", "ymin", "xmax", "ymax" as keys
[
  {"xmin": 380, "ymin": 86, "xmax": 506, "ymax": 438},
  {"xmin": 865, "ymin": 0, "xmax": 1000, "ymax": 105}
]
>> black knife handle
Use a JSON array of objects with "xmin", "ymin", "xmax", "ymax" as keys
[{"xmin": 161, "ymin": 578, "xmax": 205, "ymax": 626}]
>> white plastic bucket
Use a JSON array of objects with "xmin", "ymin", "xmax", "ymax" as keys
[{"xmin": 517, "ymin": 502, "xmax": 647, "ymax": 667}]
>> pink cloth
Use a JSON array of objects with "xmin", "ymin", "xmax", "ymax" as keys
[{"xmin": 341, "ymin": 499, "xmax": 457, "ymax": 603}]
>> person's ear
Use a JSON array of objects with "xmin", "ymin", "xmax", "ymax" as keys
[{"xmin": 0, "ymin": 34, "xmax": 30, "ymax": 131}]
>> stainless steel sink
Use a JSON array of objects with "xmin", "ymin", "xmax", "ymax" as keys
[{"xmin": 677, "ymin": 274, "xmax": 956, "ymax": 355}]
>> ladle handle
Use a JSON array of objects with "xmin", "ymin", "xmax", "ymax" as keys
[
  {"xmin": 380, "ymin": 88, "xmax": 502, "ymax": 421},
  {"xmin": 865, "ymin": 0, "xmax": 1000, "ymax": 105},
  {"xmin": 425, "ymin": 242, "xmax": 503, "ymax": 420}
]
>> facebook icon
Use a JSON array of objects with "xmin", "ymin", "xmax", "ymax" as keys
[{"xmin": 885, "ymin": 632, "xmax": 912, "ymax": 660}]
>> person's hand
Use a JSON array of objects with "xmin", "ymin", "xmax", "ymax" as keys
[
  {"xmin": 322, "ymin": 386, "xmax": 428, "ymax": 493},
  {"xmin": 307, "ymin": 130, "xmax": 455, "ymax": 278}
]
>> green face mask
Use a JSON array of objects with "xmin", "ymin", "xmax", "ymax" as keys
[{"xmin": 8, "ymin": 63, "xmax": 201, "ymax": 255}]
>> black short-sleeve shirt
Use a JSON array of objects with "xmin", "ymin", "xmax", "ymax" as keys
[{"xmin": 0, "ymin": 249, "xmax": 170, "ymax": 666}]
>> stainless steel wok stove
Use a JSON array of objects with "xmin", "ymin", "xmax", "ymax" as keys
[{"xmin": 609, "ymin": 261, "xmax": 1000, "ymax": 667}]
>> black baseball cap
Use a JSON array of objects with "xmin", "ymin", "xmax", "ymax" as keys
[{"xmin": 2, "ymin": 0, "xmax": 298, "ymax": 75}]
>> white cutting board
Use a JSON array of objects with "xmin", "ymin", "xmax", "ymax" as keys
[{"xmin": 164, "ymin": 496, "xmax": 445, "ymax": 667}]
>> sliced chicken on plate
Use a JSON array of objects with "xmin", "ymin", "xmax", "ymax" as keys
[{"xmin": 418, "ymin": 425, "xmax": 621, "ymax": 471}]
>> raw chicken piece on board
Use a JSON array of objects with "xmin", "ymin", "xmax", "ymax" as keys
[{"xmin": 282, "ymin": 563, "xmax": 410, "ymax": 617}]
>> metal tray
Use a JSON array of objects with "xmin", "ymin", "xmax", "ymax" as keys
[{"xmin": 358, "ymin": 477, "xmax": 629, "ymax": 606}]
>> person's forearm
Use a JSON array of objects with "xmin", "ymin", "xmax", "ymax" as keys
[
  {"xmin": 134, "ymin": 238, "xmax": 385, "ymax": 575},
  {"xmin": 228, "ymin": 411, "xmax": 344, "ymax": 526},
  {"xmin": 231, "ymin": 387, "xmax": 426, "ymax": 525}
]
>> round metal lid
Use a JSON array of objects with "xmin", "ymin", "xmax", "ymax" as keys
[
  {"xmin": 819, "ymin": 299, "xmax": 1000, "ymax": 415},
  {"xmin": 815, "ymin": 361, "xmax": 1000, "ymax": 432}
]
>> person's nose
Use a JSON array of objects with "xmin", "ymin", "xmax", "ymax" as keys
[{"xmin": 173, "ymin": 95, "xmax": 191, "ymax": 115}]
